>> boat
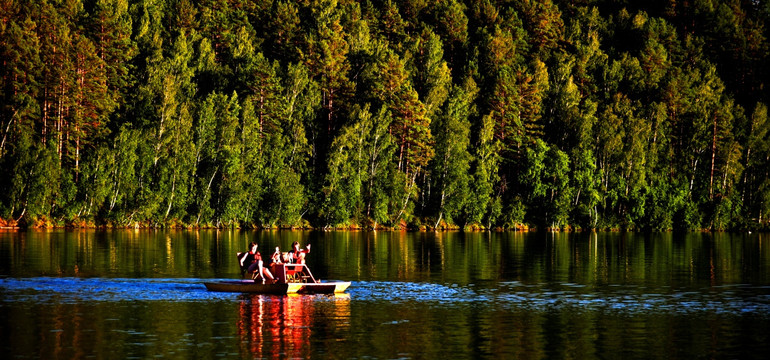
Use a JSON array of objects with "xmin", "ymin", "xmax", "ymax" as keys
[
  {"xmin": 204, "ymin": 263, "xmax": 350, "ymax": 294},
  {"xmin": 204, "ymin": 280, "xmax": 350, "ymax": 294}
]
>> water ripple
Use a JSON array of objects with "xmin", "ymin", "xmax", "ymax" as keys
[
  {"xmin": 2, "ymin": 277, "xmax": 770, "ymax": 316},
  {"xmin": 349, "ymin": 281, "xmax": 770, "ymax": 316},
  {"xmin": 0, "ymin": 277, "xmax": 234, "ymax": 303}
]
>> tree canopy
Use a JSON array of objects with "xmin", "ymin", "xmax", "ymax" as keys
[{"xmin": 1, "ymin": 0, "xmax": 769, "ymax": 231}]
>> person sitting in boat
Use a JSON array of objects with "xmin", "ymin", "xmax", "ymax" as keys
[
  {"xmin": 269, "ymin": 246, "xmax": 283, "ymax": 276},
  {"xmin": 288, "ymin": 241, "xmax": 311, "ymax": 264},
  {"xmin": 244, "ymin": 243, "xmax": 275, "ymax": 284},
  {"xmin": 236, "ymin": 243, "xmax": 255, "ymax": 278},
  {"xmin": 270, "ymin": 246, "xmax": 282, "ymax": 265}
]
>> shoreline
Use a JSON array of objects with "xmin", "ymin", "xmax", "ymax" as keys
[{"xmin": 0, "ymin": 224, "xmax": 762, "ymax": 233}]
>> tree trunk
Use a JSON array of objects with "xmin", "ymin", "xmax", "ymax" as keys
[
  {"xmin": 690, "ymin": 158, "xmax": 698, "ymax": 193},
  {"xmin": 574, "ymin": 188, "xmax": 581, "ymax": 206},
  {"xmin": 109, "ymin": 177, "xmax": 120, "ymax": 212},
  {"xmin": 709, "ymin": 114, "xmax": 717, "ymax": 198},
  {"xmin": 75, "ymin": 122, "xmax": 80, "ymax": 181},
  {"xmin": 43, "ymin": 89, "xmax": 48, "ymax": 143},
  {"xmin": 196, "ymin": 167, "xmax": 218, "ymax": 225},
  {"xmin": 165, "ymin": 173, "xmax": 176, "ymax": 219},
  {"xmin": 1, "ymin": 109, "xmax": 19, "ymax": 155},
  {"xmin": 367, "ymin": 132, "xmax": 383, "ymax": 217},
  {"xmin": 58, "ymin": 80, "xmax": 64, "ymax": 160},
  {"xmin": 395, "ymin": 171, "xmax": 418, "ymax": 224},
  {"xmin": 327, "ymin": 89, "xmax": 334, "ymax": 135}
]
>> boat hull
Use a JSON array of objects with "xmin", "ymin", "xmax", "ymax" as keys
[{"xmin": 204, "ymin": 280, "xmax": 350, "ymax": 294}]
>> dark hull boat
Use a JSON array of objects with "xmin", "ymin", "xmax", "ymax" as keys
[{"xmin": 204, "ymin": 263, "xmax": 350, "ymax": 294}]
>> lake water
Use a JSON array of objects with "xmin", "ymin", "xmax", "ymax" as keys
[{"xmin": 1, "ymin": 230, "xmax": 769, "ymax": 359}]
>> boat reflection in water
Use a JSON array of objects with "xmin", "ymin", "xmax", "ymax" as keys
[{"xmin": 237, "ymin": 293, "xmax": 351, "ymax": 358}]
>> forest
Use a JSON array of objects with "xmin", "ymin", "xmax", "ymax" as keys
[{"xmin": 1, "ymin": 0, "xmax": 769, "ymax": 231}]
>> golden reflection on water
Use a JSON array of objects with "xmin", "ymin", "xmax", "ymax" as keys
[{"xmin": 2, "ymin": 230, "xmax": 769, "ymax": 286}]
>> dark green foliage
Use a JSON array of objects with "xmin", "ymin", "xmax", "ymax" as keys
[{"xmin": 2, "ymin": 0, "xmax": 770, "ymax": 230}]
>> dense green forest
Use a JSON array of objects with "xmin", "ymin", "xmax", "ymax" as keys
[{"xmin": 1, "ymin": 0, "xmax": 769, "ymax": 230}]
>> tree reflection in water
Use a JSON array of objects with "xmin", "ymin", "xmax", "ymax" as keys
[{"xmin": 237, "ymin": 294, "xmax": 351, "ymax": 358}]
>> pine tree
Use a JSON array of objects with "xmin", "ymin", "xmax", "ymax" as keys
[{"xmin": 304, "ymin": 0, "xmax": 352, "ymax": 137}]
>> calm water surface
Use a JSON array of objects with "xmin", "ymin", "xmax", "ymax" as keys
[{"xmin": 1, "ymin": 230, "xmax": 769, "ymax": 359}]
